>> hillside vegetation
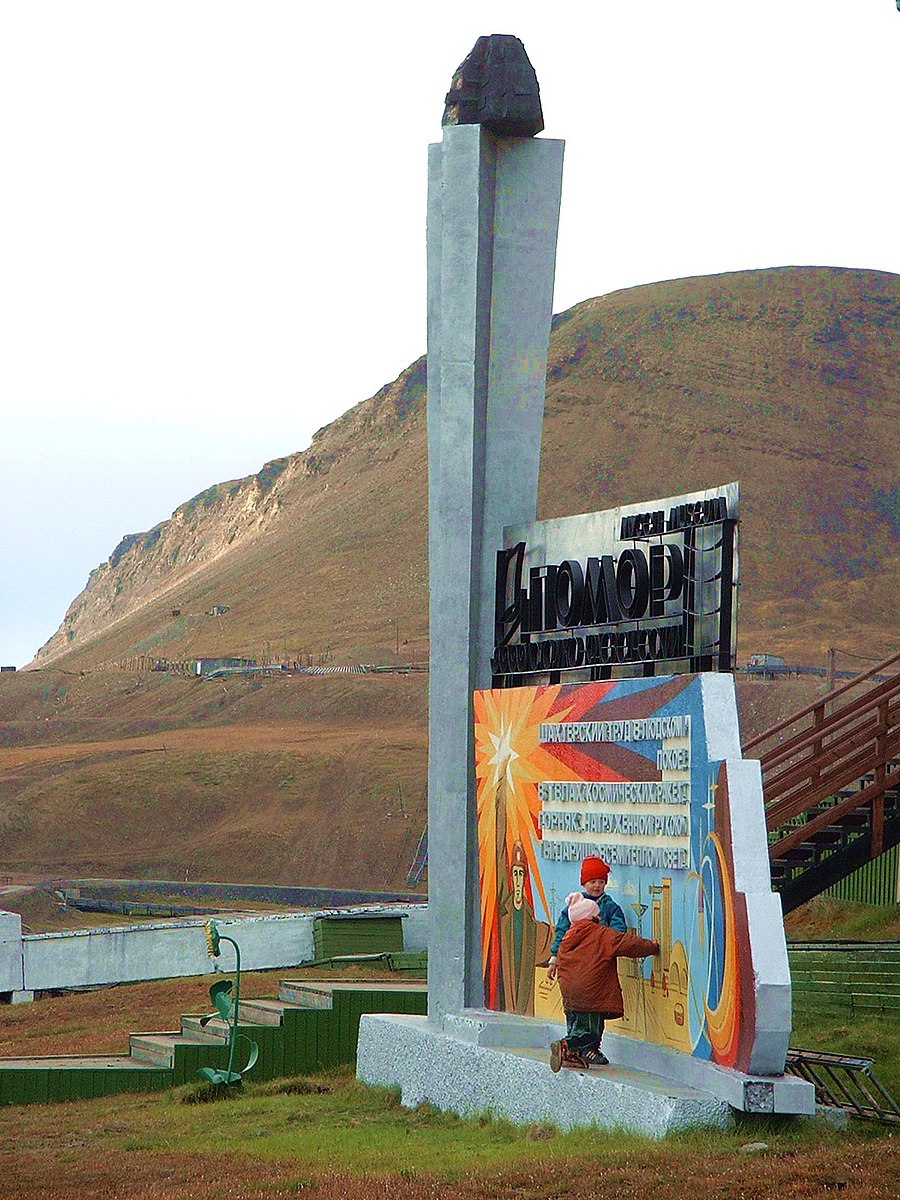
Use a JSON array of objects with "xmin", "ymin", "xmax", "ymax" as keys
[
  {"xmin": 2, "ymin": 265, "xmax": 896, "ymax": 889},
  {"xmin": 32, "ymin": 265, "xmax": 899, "ymax": 672}
]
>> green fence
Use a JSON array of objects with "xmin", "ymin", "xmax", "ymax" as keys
[
  {"xmin": 789, "ymin": 944, "xmax": 900, "ymax": 1014},
  {"xmin": 825, "ymin": 847, "xmax": 899, "ymax": 907},
  {"xmin": 312, "ymin": 915, "xmax": 405, "ymax": 960}
]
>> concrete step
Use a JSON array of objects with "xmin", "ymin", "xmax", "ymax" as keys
[
  {"xmin": 180, "ymin": 1014, "xmax": 229, "ymax": 1043},
  {"xmin": 128, "ymin": 1033, "xmax": 182, "ymax": 1068},
  {"xmin": 238, "ymin": 998, "xmax": 292, "ymax": 1025},
  {"xmin": 278, "ymin": 978, "xmax": 428, "ymax": 1007},
  {"xmin": 278, "ymin": 982, "xmax": 335, "ymax": 1008},
  {"xmin": 0, "ymin": 1053, "xmax": 163, "ymax": 1071}
]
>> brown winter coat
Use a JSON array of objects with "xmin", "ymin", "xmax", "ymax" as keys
[{"xmin": 557, "ymin": 918, "xmax": 659, "ymax": 1017}]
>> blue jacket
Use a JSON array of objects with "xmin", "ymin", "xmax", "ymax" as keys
[{"xmin": 550, "ymin": 891, "xmax": 626, "ymax": 955}]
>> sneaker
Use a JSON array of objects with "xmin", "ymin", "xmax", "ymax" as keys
[
  {"xmin": 562, "ymin": 1048, "xmax": 588, "ymax": 1070},
  {"xmin": 582, "ymin": 1048, "xmax": 609, "ymax": 1067},
  {"xmin": 549, "ymin": 1039, "xmax": 566, "ymax": 1073}
]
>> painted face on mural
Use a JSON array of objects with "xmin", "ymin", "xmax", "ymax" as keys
[
  {"xmin": 511, "ymin": 863, "xmax": 525, "ymax": 908},
  {"xmin": 583, "ymin": 877, "xmax": 606, "ymax": 899}
]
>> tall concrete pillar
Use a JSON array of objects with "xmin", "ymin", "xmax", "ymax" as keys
[{"xmin": 426, "ymin": 41, "xmax": 564, "ymax": 1019}]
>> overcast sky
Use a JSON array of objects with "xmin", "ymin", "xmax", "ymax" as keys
[{"xmin": 1, "ymin": 1, "xmax": 897, "ymax": 668}]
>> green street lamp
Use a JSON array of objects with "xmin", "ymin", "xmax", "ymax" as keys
[{"xmin": 198, "ymin": 920, "xmax": 259, "ymax": 1086}]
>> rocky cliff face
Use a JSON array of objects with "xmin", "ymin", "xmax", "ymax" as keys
[
  {"xmin": 33, "ymin": 463, "xmax": 290, "ymax": 665},
  {"xmin": 31, "ymin": 357, "xmax": 427, "ymax": 668}
]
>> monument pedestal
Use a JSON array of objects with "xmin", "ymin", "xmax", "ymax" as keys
[
  {"xmin": 357, "ymin": 1011, "xmax": 814, "ymax": 1136},
  {"xmin": 403, "ymin": 38, "xmax": 816, "ymax": 1138}
]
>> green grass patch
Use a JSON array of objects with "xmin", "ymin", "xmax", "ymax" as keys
[
  {"xmin": 105, "ymin": 1069, "xmax": 867, "ymax": 1175},
  {"xmin": 785, "ymin": 896, "xmax": 900, "ymax": 943},
  {"xmin": 790, "ymin": 1002, "xmax": 900, "ymax": 1102}
]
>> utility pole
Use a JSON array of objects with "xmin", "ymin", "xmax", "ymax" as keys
[{"xmin": 827, "ymin": 647, "xmax": 836, "ymax": 692}]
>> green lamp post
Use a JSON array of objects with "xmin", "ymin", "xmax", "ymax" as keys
[{"xmin": 198, "ymin": 920, "xmax": 259, "ymax": 1086}]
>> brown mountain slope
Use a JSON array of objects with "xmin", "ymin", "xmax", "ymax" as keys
[
  {"xmin": 0, "ymin": 668, "xmax": 827, "ymax": 889},
  {"xmin": 4, "ymin": 265, "xmax": 896, "ymax": 890},
  {"xmin": 32, "ymin": 265, "xmax": 899, "ymax": 673}
]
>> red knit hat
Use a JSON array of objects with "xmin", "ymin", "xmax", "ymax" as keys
[{"xmin": 580, "ymin": 855, "xmax": 610, "ymax": 884}]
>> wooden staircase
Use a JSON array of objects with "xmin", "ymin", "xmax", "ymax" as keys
[
  {"xmin": 0, "ymin": 979, "xmax": 426, "ymax": 1107},
  {"xmin": 744, "ymin": 649, "xmax": 900, "ymax": 913}
]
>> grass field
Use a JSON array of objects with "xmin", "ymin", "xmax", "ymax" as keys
[
  {"xmin": 784, "ymin": 897, "xmax": 900, "ymax": 944},
  {"xmin": 3, "ymin": 1067, "xmax": 900, "ymax": 1200},
  {"xmin": 2, "ymin": 931, "xmax": 900, "ymax": 1199}
]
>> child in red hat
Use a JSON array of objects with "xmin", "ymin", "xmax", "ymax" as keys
[
  {"xmin": 546, "ymin": 856, "xmax": 626, "ymax": 980},
  {"xmin": 549, "ymin": 891, "xmax": 659, "ymax": 1071}
]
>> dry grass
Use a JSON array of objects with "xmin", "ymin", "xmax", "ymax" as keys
[
  {"xmin": 0, "ymin": 683, "xmax": 429, "ymax": 890},
  {"xmin": 2, "ymin": 1070, "xmax": 899, "ymax": 1200},
  {"xmin": 0, "ymin": 669, "xmax": 836, "ymax": 891},
  {"xmin": 2, "ymin": 952, "xmax": 900, "ymax": 1198},
  {"xmin": 0, "ymin": 964, "xmax": 405, "ymax": 1058}
]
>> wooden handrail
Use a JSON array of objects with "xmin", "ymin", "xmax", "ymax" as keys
[
  {"xmin": 757, "ymin": 681, "xmax": 900, "ymax": 773},
  {"xmin": 745, "ymin": 648, "xmax": 900, "ymax": 885},
  {"xmin": 765, "ymin": 730, "xmax": 900, "ymax": 829},
  {"xmin": 744, "ymin": 648, "xmax": 900, "ymax": 754},
  {"xmin": 764, "ymin": 713, "xmax": 900, "ymax": 804},
  {"xmin": 769, "ymin": 764, "xmax": 900, "ymax": 859}
]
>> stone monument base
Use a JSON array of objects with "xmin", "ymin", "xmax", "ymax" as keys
[{"xmin": 357, "ymin": 1011, "xmax": 815, "ymax": 1137}]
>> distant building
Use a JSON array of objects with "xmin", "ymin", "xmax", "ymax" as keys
[{"xmin": 195, "ymin": 657, "xmax": 256, "ymax": 677}]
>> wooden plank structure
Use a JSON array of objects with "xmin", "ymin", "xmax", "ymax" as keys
[{"xmin": 744, "ymin": 649, "xmax": 900, "ymax": 912}]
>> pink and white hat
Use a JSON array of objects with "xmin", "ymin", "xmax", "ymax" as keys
[{"xmin": 566, "ymin": 892, "xmax": 599, "ymax": 923}]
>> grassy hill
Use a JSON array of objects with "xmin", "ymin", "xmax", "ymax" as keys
[
  {"xmin": 31, "ymin": 265, "xmax": 899, "ymax": 673},
  {"xmin": 3, "ymin": 265, "xmax": 896, "ymax": 889}
]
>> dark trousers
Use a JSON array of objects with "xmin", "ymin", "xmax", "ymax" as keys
[{"xmin": 565, "ymin": 1010, "xmax": 605, "ymax": 1053}]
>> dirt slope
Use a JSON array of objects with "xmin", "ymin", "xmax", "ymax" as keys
[
  {"xmin": 0, "ymin": 671, "xmax": 429, "ymax": 888},
  {"xmin": 5, "ymin": 265, "xmax": 897, "ymax": 888},
  {"xmin": 0, "ymin": 667, "xmax": 831, "ymax": 888}
]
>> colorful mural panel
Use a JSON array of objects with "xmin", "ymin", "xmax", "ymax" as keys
[{"xmin": 474, "ymin": 675, "xmax": 759, "ymax": 1072}]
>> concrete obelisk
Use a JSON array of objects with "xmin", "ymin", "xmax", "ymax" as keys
[{"xmin": 426, "ymin": 36, "xmax": 564, "ymax": 1019}]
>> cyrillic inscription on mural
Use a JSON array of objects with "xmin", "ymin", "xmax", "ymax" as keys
[
  {"xmin": 537, "ymin": 715, "xmax": 691, "ymax": 869},
  {"xmin": 475, "ymin": 675, "xmax": 757, "ymax": 1071}
]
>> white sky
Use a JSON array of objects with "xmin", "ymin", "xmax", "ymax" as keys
[{"xmin": 1, "ymin": 1, "xmax": 897, "ymax": 667}]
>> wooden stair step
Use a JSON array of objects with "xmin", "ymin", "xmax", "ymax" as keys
[
  {"xmin": 277, "ymin": 982, "xmax": 335, "ymax": 1008},
  {"xmin": 277, "ymin": 978, "xmax": 427, "ymax": 1006},
  {"xmin": 128, "ymin": 1033, "xmax": 183, "ymax": 1068},
  {"xmin": 781, "ymin": 847, "xmax": 815, "ymax": 863},
  {"xmin": 805, "ymin": 829, "xmax": 844, "ymax": 844},
  {"xmin": 0, "ymin": 1054, "xmax": 163, "ymax": 1071}
]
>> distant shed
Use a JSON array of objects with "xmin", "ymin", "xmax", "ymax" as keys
[
  {"xmin": 195, "ymin": 657, "xmax": 257, "ymax": 677},
  {"xmin": 313, "ymin": 913, "xmax": 405, "ymax": 960}
]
